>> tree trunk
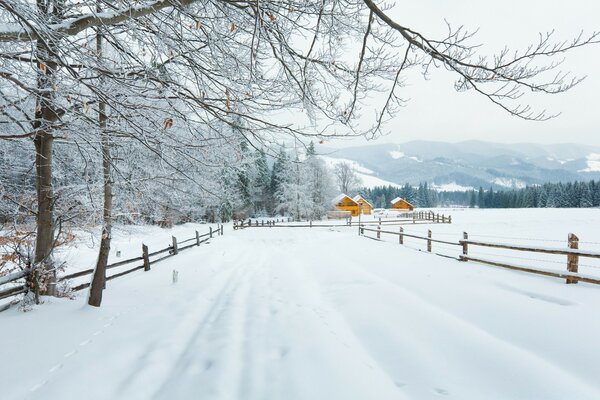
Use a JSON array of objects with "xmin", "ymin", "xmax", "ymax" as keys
[
  {"xmin": 33, "ymin": 131, "xmax": 56, "ymax": 296},
  {"xmin": 89, "ymin": 13, "xmax": 111, "ymax": 307},
  {"xmin": 33, "ymin": 1, "xmax": 61, "ymax": 297}
]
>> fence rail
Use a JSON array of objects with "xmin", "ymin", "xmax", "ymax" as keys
[
  {"xmin": 234, "ymin": 211, "xmax": 451, "ymax": 230},
  {"xmin": 360, "ymin": 224, "xmax": 600, "ymax": 286},
  {"xmin": 0, "ymin": 224, "xmax": 224, "ymax": 311}
]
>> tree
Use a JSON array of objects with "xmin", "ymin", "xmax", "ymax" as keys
[
  {"xmin": 2, "ymin": 0, "xmax": 598, "ymax": 305},
  {"xmin": 334, "ymin": 162, "xmax": 361, "ymax": 194},
  {"xmin": 469, "ymin": 190, "xmax": 477, "ymax": 208}
]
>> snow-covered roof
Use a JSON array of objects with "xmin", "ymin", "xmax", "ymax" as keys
[
  {"xmin": 352, "ymin": 195, "xmax": 372, "ymax": 207},
  {"xmin": 391, "ymin": 197, "xmax": 413, "ymax": 206},
  {"xmin": 332, "ymin": 193, "xmax": 352, "ymax": 205}
]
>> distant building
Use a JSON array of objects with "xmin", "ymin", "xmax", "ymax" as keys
[
  {"xmin": 390, "ymin": 197, "xmax": 414, "ymax": 211},
  {"xmin": 352, "ymin": 195, "xmax": 373, "ymax": 215},
  {"xmin": 332, "ymin": 194, "xmax": 360, "ymax": 216}
]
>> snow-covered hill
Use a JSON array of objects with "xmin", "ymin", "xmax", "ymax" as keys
[
  {"xmin": 320, "ymin": 141, "xmax": 600, "ymax": 189},
  {"xmin": 320, "ymin": 155, "xmax": 401, "ymax": 188}
]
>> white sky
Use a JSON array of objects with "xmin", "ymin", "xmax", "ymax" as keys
[{"xmin": 327, "ymin": 0, "xmax": 600, "ymax": 148}]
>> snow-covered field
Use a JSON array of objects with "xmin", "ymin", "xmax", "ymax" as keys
[{"xmin": 2, "ymin": 209, "xmax": 600, "ymax": 400}]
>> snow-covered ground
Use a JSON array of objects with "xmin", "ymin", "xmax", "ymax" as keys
[{"xmin": 2, "ymin": 209, "xmax": 600, "ymax": 400}]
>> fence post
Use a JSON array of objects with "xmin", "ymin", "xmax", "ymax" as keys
[
  {"xmin": 262, "ymin": 220, "xmax": 264, "ymax": 226},
  {"xmin": 196, "ymin": 230, "xmax": 200, "ymax": 246},
  {"xmin": 221, "ymin": 224, "xmax": 224, "ymax": 235},
  {"xmin": 449, "ymin": 215, "xmax": 452, "ymax": 224},
  {"xmin": 377, "ymin": 225, "xmax": 381, "ymax": 239},
  {"xmin": 427, "ymin": 230, "xmax": 432, "ymax": 252},
  {"xmin": 567, "ymin": 233, "xmax": 579, "ymax": 284},
  {"xmin": 399, "ymin": 227, "xmax": 404, "ymax": 245},
  {"xmin": 310, "ymin": 220, "xmax": 313, "ymax": 228},
  {"xmin": 210, "ymin": 227, "xmax": 213, "ymax": 238},
  {"xmin": 172, "ymin": 236, "xmax": 178, "ymax": 255},
  {"xmin": 413, "ymin": 214, "xmax": 416, "ymax": 224},
  {"xmin": 142, "ymin": 244, "xmax": 150, "ymax": 271},
  {"xmin": 436, "ymin": 213, "xmax": 440, "ymax": 223},
  {"xmin": 255, "ymin": 220, "xmax": 258, "ymax": 227},
  {"xmin": 461, "ymin": 232, "xmax": 468, "ymax": 261}
]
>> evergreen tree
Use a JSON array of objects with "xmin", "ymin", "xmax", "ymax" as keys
[{"xmin": 478, "ymin": 187, "xmax": 485, "ymax": 208}]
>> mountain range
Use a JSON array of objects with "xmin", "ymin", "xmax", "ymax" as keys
[{"xmin": 320, "ymin": 140, "xmax": 600, "ymax": 190}]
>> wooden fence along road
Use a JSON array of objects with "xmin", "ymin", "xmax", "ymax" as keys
[
  {"xmin": 235, "ymin": 212, "xmax": 600, "ymax": 287},
  {"xmin": 360, "ymin": 225, "xmax": 600, "ymax": 286},
  {"xmin": 234, "ymin": 211, "xmax": 452, "ymax": 230},
  {"xmin": 0, "ymin": 225, "xmax": 224, "ymax": 312}
]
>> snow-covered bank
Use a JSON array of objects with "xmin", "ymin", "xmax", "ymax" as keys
[{"xmin": 2, "ymin": 212, "xmax": 600, "ymax": 400}]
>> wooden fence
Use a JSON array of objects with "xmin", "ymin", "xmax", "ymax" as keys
[
  {"xmin": 360, "ymin": 225, "xmax": 600, "ymax": 286},
  {"xmin": 0, "ymin": 225, "xmax": 224, "ymax": 311},
  {"xmin": 234, "ymin": 211, "xmax": 451, "ymax": 230}
]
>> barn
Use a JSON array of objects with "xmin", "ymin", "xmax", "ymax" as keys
[
  {"xmin": 390, "ymin": 197, "xmax": 414, "ymax": 211},
  {"xmin": 352, "ymin": 195, "xmax": 373, "ymax": 215},
  {"xmin": 332, "ymin": 194, "xmax": 359, "ymax": 217}
]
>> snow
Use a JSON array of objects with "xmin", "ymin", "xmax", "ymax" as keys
[
  {"xmin": 320, "ymin": 155, "xmax": 374, "ymax": 174},
  {"xmin": 320, "ymin": 155, "xmax": 401, "ymax": 188},
  {"xmin": 331, "ymin": 193, "xmax": 351, "ymax": 205},
  {"xmin": 580, "ymin": 153, "xmax": 600, "ymax": 172},
  {"xmin": 492, "ymin": 177, "xmax": 527, "ymax": 188},
  {"xmin": 389, "ymin": 150, "xmax": 405, "ymax": 159},
  {"xmin": 357, "ymin": 173, "xmax": 401, "ymax": 189},
  {"xmin": 431, "ymin": 182, "xmax": 474, "ymax": 192},
  {"xmin": 2, "ymin": 209, "xmax": 600, "ymax": 399}
]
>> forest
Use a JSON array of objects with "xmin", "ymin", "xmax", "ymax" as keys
[{"xmin": 362, "ymin": 180, "xmax": 600, "ymax": 209}]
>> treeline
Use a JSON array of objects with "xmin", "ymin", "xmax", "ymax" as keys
[
  {"xmin": 361, "ymin": 183, "xmax": 438, "ymax": 208},
  {"xmin": 362, "ymin": 180, "xmax": 600, "ymax": 209},
  {"xmin": 469, "ymin": 180, "xmax": 600, "ymax": 208}
]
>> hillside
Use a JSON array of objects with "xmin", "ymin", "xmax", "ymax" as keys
[{"xmin": 320, "ymin": 141, "xmax": 600, "ymax": 190}]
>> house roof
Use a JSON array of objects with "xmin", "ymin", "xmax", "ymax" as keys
[
  {"xmin": 332, "ymin": 193, "xmax": 357, "ymax": 205},
  {"xmin": 352, "ymin": 195, "xmax": 373, "ymax": 207},
  {"xmin": 391, "ymin": 197, "xmax": 414, "ymax": 206}
]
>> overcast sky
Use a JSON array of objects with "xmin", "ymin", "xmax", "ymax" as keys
[{"xmin": 327, "ymin": 0, "xmax": 600, "ymax": 148}]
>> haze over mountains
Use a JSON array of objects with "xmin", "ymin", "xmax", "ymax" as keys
[{"xmin": 321, "ymin": 140, "xmax": 600, "ymax": 190}]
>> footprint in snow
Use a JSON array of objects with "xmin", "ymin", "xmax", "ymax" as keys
[
  {"xmin": 433, "ymin": 388, "xmax": 449, "ymax": 396},
  {"xmin": 79, "ymin": 339, "xmax": 92, "ymax": 346},
  {"xmin": 204, "ymin": 360, "xmax": 215, "ymax": 371},
  {"xmin": 279, "ymin": 347, "xmax": 290, "ymax": 358},
  {"xmin": 63, "ymin": 350, "xmax": 77, "ymax": 358},
  {"xmin": 30, "ymin": 380, "xmax": 48, "ymax": 392},
  {"xmin": 48, "ymin": 363, "xmax": 63, "ymax": 373}
]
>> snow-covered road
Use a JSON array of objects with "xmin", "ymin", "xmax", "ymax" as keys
[{"xmin": 3, "ymin": 224, "xmax": 600, "ymax": 400}]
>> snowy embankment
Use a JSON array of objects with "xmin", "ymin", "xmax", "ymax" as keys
[{"xmin": 2, "ymin": 210, "xmax": 600, "ymax": 400}]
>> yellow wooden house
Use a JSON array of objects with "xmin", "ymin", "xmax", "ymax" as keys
[
  {"xmin": 332, "ymin": 194, "xmax": 360, "ymax": 217},
  {"xmin": 352, "ymin": 195, "xmax": 373, "ymax": 215},
  {"xmin": 390, "ymin": 197, "xmax": 414, "ymax": 211}
]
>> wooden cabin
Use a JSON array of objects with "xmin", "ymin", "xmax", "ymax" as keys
[
  {"xmin": 390, "ymin": 197, "xmax": 414, "ymax": 211},
  {"xmin": 352, "ymin": 195, "xmax": 373, "ymax": 215},
  {"xmin": 332, "ymin": 194, "xmax": 359, "ymax": 217}
]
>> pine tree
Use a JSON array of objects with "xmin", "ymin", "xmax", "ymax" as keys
[{"xmin": 478, "ymin": 187, "xmax": 485, "ymax": 208}]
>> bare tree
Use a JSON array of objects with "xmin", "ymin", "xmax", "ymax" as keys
[{"xmin": 334, "ymin": 162, "xmax": 361, "ymax": 194}]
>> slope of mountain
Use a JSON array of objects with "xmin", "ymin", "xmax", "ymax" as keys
[{"xmin": 319, "ymin": 140, "xmax": 600, "ymax": 190}]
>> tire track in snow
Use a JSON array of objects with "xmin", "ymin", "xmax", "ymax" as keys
[{"xmin": 146, "ymin": 258, "xmax": 255, "ymax": 400}]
